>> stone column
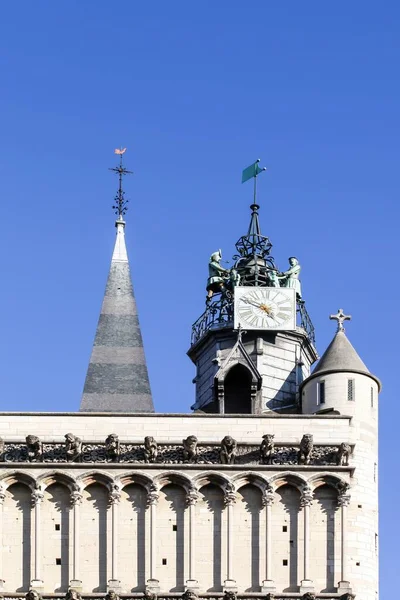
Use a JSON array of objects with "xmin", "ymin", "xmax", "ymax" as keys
[
  {"xmin": 30, "ymin": 489, "xmax": 44, "ymax": 591},
  {"xmin": 185, "ymin": 487, "xmax": 200, "ymax": 591},
  {"xmin": 223, "ymin": 486, "xmax": 237, "ymax": 592},
  {"xmin": 299, "ymin": 486, "xmax": 314, "ymax": 594},
  {"xmin": 146, "ymin": 485, "xmax": 160, "ymax": 593},
  {"xmin": 69, "ymin": 490, "xmax": 83, "ymax": 590},
  {"xmin": 337, "ymin": 484, "xmax": 352, "ymax": 595},
  {"xmin": 261, "ymin": 486, "xmax": 275, "ymax": 593},
  {"xmin": 0, "ymin": 488, "xmax": 5, "ymax": 591},
  {"xmin": 108, "ymin": 486, "xmax": 122, "ymax": 592}
]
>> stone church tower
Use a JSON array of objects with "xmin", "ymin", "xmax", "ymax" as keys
[{"xmin": 0, "ymin": 155, "xmax": 379, "ymax": 600}]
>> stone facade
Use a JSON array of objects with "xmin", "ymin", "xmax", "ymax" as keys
[{"xmin": 0, "ymin": 410, "xmax": 376, "ymax": 598}]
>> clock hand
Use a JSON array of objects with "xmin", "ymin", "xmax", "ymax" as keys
[{"xmin": 242, "ymin": 298, "xmax": 273, "ymax": 315}]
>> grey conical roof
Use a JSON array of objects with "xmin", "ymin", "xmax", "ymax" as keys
[
  {"xmin": 311, "ymin": 330, "xmax": 381, "ymax": 389},
  {"xmin": 313, "ymin": 330, "xmax": 369, "ymax": 375},
  {"xmin": 80, "ymin": 219, "xmax": 154, "ymax": 413}
]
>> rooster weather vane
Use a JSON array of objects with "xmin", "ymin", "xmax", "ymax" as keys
[{"xmin": 110, "ymin": 147, "xmax": 132, "ymax": 219}]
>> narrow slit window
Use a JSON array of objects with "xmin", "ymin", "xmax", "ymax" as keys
[
  {"xmin": 283, "ymin": 559, "xmax": 288, "ymax": 566},
  {"xmin": 55, "ymin": 524, "xmax": 60, "ymax": 531},
  {"xmin": 282, "ymin": 525, "xmax": 287, "ymax": 532},
  {"xmin": 319, "ymin": 381, "xmax": 325, "ymax": 404},
  {"xmin": 56, "ymin": 558, "xmax": 61, "ymax": 565},
  {"xmin": 162, "ymin": 558, "xmax": 167, "ymax": 565},
  {"xmin": 348, "ymin": 379, "xmax": 355, "ymax": 401}
]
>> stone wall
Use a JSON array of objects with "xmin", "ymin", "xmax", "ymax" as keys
[{"xmin": 0, "ymin": 412, "xmax": 375, "ymax": 599}]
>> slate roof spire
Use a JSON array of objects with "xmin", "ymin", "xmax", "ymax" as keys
[
  {"xmin": 310, "ymin": 309, "xmax": 381, "ymax": 390},
  {"xmin": 80, "ymin": 150, "xmax": 154, "ymax": 413}
]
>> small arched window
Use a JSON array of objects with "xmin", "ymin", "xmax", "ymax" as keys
[{"xmin": 224, "ymin": 364, "xmax": 252, "ymax": 414}]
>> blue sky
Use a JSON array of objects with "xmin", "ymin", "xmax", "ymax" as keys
[{"xmin": 0, "ymin": 1, "xmax": 398, "ymax": 591}]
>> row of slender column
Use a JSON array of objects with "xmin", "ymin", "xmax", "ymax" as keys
[{"xmin": 0, "ymin": 483, "xmax": 351, "ymax": 593}]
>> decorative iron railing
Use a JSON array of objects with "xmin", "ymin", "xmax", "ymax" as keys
[
  {"xmin": 0, "ymin": 594, "xmax": 351, "ymax": 599},
  {"xmin": 191, "ymin": 295, "xmax": 316, "ymax": 347}
]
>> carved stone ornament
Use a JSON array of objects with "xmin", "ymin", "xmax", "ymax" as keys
[
  {"xmin": 144, "ymin": 436, "xmax": 158, "ymax": 463},
  {"xmin": 147, "ymin": 484, "xmax": 159, "ymax": 507},
  {"xmin": 26, "ymin": 590, "xmax": 43, "ymax": 600},
  {"xmin": 298, "ymin": 434, "xmax": 313, "ymax": 465},
  {"xmin": 70, "ymin": 490, "xmax": 83, "ymax": 507},
  {"xmin": 105, "ymin": 434, "xmax": 120, "ymax": 462},
  {"xmin": 65, "ymin": 589, "xmax": 82, "ymax": 600},
  {"xmin": 265, "ymin": 594, "xmax": 275, "ymax": 600},
  {"xmin": 65, "ymin": 433, "xmax": 82, "ymax": 462},
  {"xmin": 109, "ymin": 484, "xmax": 121, "ymax": 505},
  {"xmin": 220, "ymin": 435, "xmax": 237, "ymax": 465},
  {"xmin": 223, "ymin": 483, "xmax": 237, "ymax": 507},
  {"xmin": 262, "ymin": 484, "xmax": 275, "ymax": 507},
  {"xmin": 260, "ymin": 434, "xmax": 275, "ymax": 465},
  {"xmin": 341, "ymin": 594, "xmax": 355, "ymax": 600},
  {"xmin": 105, "ymin": 591, "xmax": 119, "ymax": 600},
  {"xmin": 0, "ymin": 487, "xmax": 5, "ymax": 504},
  {"xmin": 182, "ymin": 435, "xmax": 198, "ymax": 463},
  {"xmin": 300, "ymin": 485, "xmax": 313, "ymax": 508},
  {"xmin": 336, "ymin": 442, "xmax": 351, "ymax": 466},
  {"xmin": 186, "ymin": 485, "xmax": 199, "ymax": 507},
  {"xmin": 182, "ymin": 590, "xmax": 198, "ymax": 600},
  {"xmin": 337, "ymin": 481, "xmax": 351, "ymax": 507},
  {"xmin": 143, "ymin": 590, "xmax": 157, "ymax": 600},
  {"xmin": 224, "ymin": 591, "xmax": 237, "ymax": 600},
  {"xmin": 302, "ymin": 593, "xmax": 316, "ymax": 600},
  {"xmin": 25, "ymin": 435, "xmax": 42, "ymax": 462},
  {"xmin": 31, "ymin": 489, "xmax": 44, "ymax": 507},
  {"xmin": 0, "ymin": 438, "xmax": 350, "ymax": 466}
]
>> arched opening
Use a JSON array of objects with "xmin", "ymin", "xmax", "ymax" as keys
[{"xmin": 224, "ymin": 364, "xmax": 253, "ymax": 414}]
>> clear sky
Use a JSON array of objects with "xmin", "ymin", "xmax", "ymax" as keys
[{"xmin": 0, "ymin": 1, "xmax": 398, "ymax": 592}]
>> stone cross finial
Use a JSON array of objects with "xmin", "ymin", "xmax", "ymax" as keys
[{"xmin": 330, "ymin": 308, "xmax": 351, "ymax": 332}]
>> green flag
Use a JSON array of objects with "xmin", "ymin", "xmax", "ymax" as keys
[{"xmin": 241, "ymin": 159, "xmax": 266, "ymax": 183}]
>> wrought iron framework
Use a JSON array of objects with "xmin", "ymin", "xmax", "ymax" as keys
[{"xmin": 191, "ymin": 294, "xmax": 315, "ymax": 347}]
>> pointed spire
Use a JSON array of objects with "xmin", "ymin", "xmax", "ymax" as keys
[
  {"xmin": 80, "ymin": 150, "xmax": 154, "ymax": 413},
  {"xmin": 311, "ymin": 310, "xmax": 381, "ymax": 389}
]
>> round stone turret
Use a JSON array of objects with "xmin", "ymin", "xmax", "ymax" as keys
[{"xmin": 301, "ymin": 325, "xmax": 381, "ymax": 416}]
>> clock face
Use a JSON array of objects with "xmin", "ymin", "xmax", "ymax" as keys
[{"xmin": 234, "ymin": 286, "xmax": 296, "ymax": 330}]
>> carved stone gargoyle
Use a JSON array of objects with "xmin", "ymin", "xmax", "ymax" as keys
[
  {"xmin": 260, "ymin": 434, "xmax": 275, "ymax": 465},
  {"xmin": 298, "ymin": 434, "xmax": 313, "ymax": 465},
  {"xmin": 220, "ymin": 435, "xmax": 237, "ymax": 464},
  {"xmin": 144, "ymin": 436, "xmax": 158, "ymax": 463},
  {"xmin": 336, "ymin": 442, "xmax": 351, "ymax": 466},
  {"xmin": 26, "ymin": 591, "xmax": 42, "ymax": 600},
  {"xmin": 182, "ymin": 591, "xmax": 198, "ymax": 600},
  {"xmin": 65, "ymin": 589, "xmax": 82, "ymax": 600},
  {"xmin": 26, "ymin": 435, "xmax": 42, "ymax": 462},
  {"xmin": 265, "ymin": 594, "xmax": 275, "ymax": 600},
  {"xmin": 302, "ymin": 593, "xmax": 315, "ymax": 600},
  {"xmin": 182, "ymin": 435, "xmax": 198, "ymax": 463},
  {"xmin": 144, "ymin": 590, "xmax": 157, "ymax": 600},
  {"xmin": 224, "ymin": 591, "xmax": 237, "ymax": 600},
  {"xmin": 105, "ymin": 591, "xmax": 119, "ymax": 600},
  {"xmin": 105, "ymin": 434, "xmax": 120, "ymax": 462},
  {"xmin": 65, "ymin": 433, "xmax": 82, "ymax": 462}
]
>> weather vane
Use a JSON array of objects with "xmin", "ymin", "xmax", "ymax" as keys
[
  {"xmin": 110, "ymin": 147, "xmax": 132, "ymax": 219},
  {"xmin": 241, "ymin": 158, "xmax": 267, "ymax": 206}
]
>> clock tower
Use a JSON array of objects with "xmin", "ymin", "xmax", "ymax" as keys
[{"xmin": 188, "ymin": 165, "xmax": 318, "ymax": 414}]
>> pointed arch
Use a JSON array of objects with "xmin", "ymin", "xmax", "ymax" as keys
[
  {"xmin": 192, "ymin": 471, "xmax": 231, "ymax": 492},
  {"xmin": 231, "ymin": 472, "xmax": 269, "ymax": 493},
  {"xmin": 0, "ymin": 470, "xmax": 36, "ymax": 491},
  {"xmin": 268, "ymin": 471, "xmax": 308, "ymax": 492},
  {"xmin": 153, "ymin": 471, "xmax": 193, "ymax": 492},
  {"xmin": 76, "ymin": 470, "xmax": 114, "ymax": 490},
  {"xmin": 116, "ymin": 472, "xmax": 153, "ymax": 492},
  {"xmin": 36, "ymin": 471, "xmax": 77, "ymax": 492},
  {"xmin": 306, "ymin": 472, "xmax": 348, "ymax": 492}
]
